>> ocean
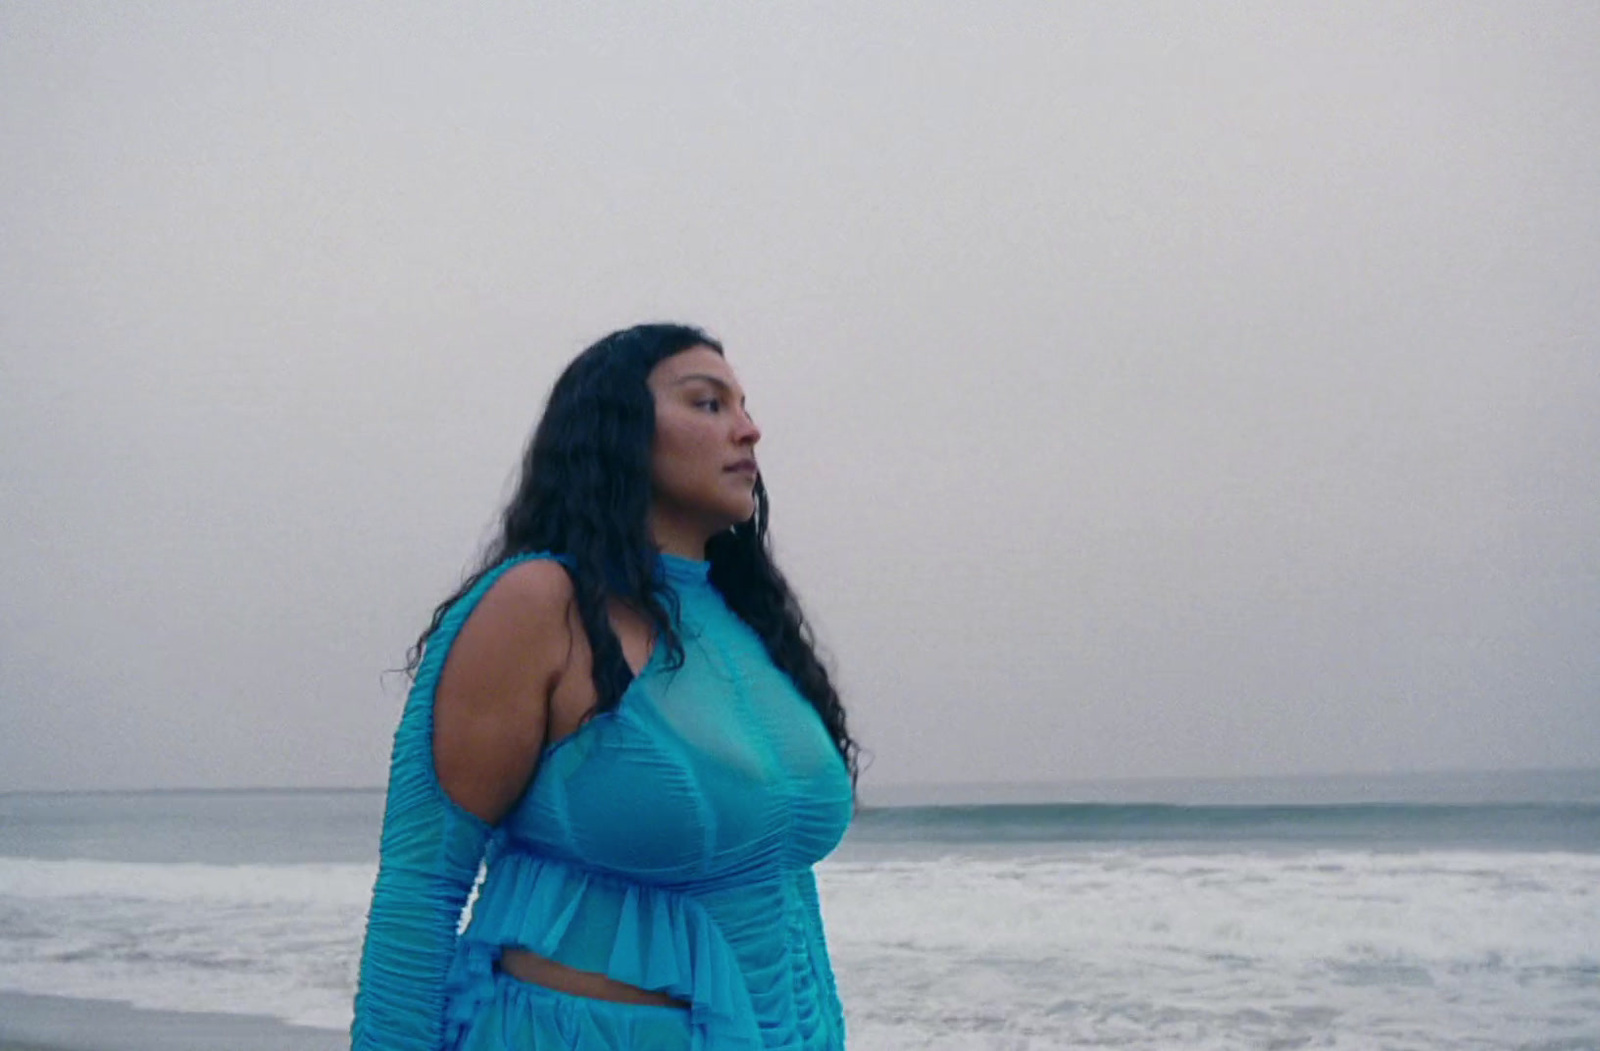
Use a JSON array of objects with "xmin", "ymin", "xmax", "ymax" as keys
[{"xmin": 1, "ymin": 769, "xmax": 1597, "ymax": 1050}]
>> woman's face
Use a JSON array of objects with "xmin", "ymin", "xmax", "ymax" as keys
[{"xmin": 646, "ymin": 345, "xmax": 762, "ymax": 540}]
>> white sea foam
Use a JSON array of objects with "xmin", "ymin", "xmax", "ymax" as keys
[
  {"xmin": 1, "ymin": 850, "xmax": 1597, "ymax": 1047},
  {"xmin": 0, "ymin": 857, "xmax": 376, "ymax": 1029},
  {"xmin": 820, "ymin": 850, "xmax": 1600, "ymax": 1049}
]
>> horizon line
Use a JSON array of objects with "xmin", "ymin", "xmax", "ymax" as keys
[{"xmin": 4, "ymin": 763, "xmax": 1598, "ymax": 798}]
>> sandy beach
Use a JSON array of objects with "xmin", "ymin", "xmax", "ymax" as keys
[{"xmin": 0, "ymin": 992, "xmax": 344, "ymax": 1051}]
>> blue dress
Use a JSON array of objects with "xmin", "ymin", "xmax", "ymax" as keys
[{"xmin": 352, "ymin": 553, "xmax": 854, "ymax": 1050}]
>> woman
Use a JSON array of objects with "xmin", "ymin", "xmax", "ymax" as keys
[{"xmin": 351, "ymin": 323, "xmax": 859, "ymax": 1051}]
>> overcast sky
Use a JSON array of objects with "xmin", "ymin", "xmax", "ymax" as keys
[{"xmin": 2, "ymin": 2, "xmax": 1597, "ymax": 795}]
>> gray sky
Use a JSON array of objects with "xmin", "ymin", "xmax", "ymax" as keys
[{"xmin": 3, "ymin": 2, "xmax": 1597, "ymax": 794}]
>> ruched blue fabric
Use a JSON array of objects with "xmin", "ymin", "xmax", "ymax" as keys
[{"xmin": 352, "ymin": 552, "xmax": 854, "ymax": 1050}]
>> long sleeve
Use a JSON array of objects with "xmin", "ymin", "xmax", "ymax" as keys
[
  {"xmin": 351, "ymin": 651, "xmax": 493, "ymax": 1050},
  {"xmin": 352, "ymin": 553, "xmax": 561, "ymax": 1049}
]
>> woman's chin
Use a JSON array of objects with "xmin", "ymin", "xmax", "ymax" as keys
[{"xmin": 714, "ymin": 500, "xmax": 757, "ymax": 532}]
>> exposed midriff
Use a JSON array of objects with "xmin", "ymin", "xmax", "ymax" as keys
[{"xmin": 497, "ymin": 947, "xmax": 690, "ymax": 1009}]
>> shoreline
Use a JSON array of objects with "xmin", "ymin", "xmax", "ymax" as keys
[{"xmin": 0, "ymin": 991, "xmax": 344, "ymax": 1051}]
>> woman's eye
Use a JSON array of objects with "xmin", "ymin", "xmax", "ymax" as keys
[{"xmin": 696, "ymin": 398, "xmax": 722, "ymax": 412}]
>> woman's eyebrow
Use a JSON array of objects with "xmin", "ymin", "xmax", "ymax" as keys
[{"xmin": 674, "ymin": 374, "xmax": 746, "ymax": 402}]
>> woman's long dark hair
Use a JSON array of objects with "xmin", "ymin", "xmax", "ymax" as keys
[{"xmin": 408, "ymin": 323, "xmax": 859, "ymax": 784}]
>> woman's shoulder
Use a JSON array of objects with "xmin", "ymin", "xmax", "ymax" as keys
[
  {"xmin": 488, "ymin": 554, "xmax": 575, "ymax": 604},
  {"xmin": 444, "ymin": 552, "xmax": 574, "ymax": 619},
  {"xmin": 427, "ymin": 554, "xmax": 577, "ymax": 670}
]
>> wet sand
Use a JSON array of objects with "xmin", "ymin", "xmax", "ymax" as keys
[{"xmin": 0, "ymin": 992, "xmax": 344, "ymax": 1051}]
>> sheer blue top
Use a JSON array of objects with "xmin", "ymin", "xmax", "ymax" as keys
[{"xmin": 351, "ymin": 552, "xmax": 854, "ymax": 1050}]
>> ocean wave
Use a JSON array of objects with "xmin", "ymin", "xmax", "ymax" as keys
[
  {"xmin": 1, "ymin": 849, "xmax": 1597, "ymax": 1046},
  {"xmin": 848, "ymin": 801, "xmax": 1600, "ymax": 851}
]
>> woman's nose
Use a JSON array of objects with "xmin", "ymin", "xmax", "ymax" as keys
[{"xmin": 733, "ymin": 408, "xmax": 761, "ymax": 445}]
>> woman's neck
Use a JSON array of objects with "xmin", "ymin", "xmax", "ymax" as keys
[{"xmin": 648, "ymin": 512, "xmax": 710, "ymax": 562}]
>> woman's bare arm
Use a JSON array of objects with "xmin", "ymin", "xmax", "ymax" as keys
[{"xmin": 432, "ymin": 558, "xmax": 575, "ymax": 824}]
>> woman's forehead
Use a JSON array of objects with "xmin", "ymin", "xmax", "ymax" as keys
[{"xmin": 650, "ymin": 346, "xmax": 741, "ymax": 389}]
